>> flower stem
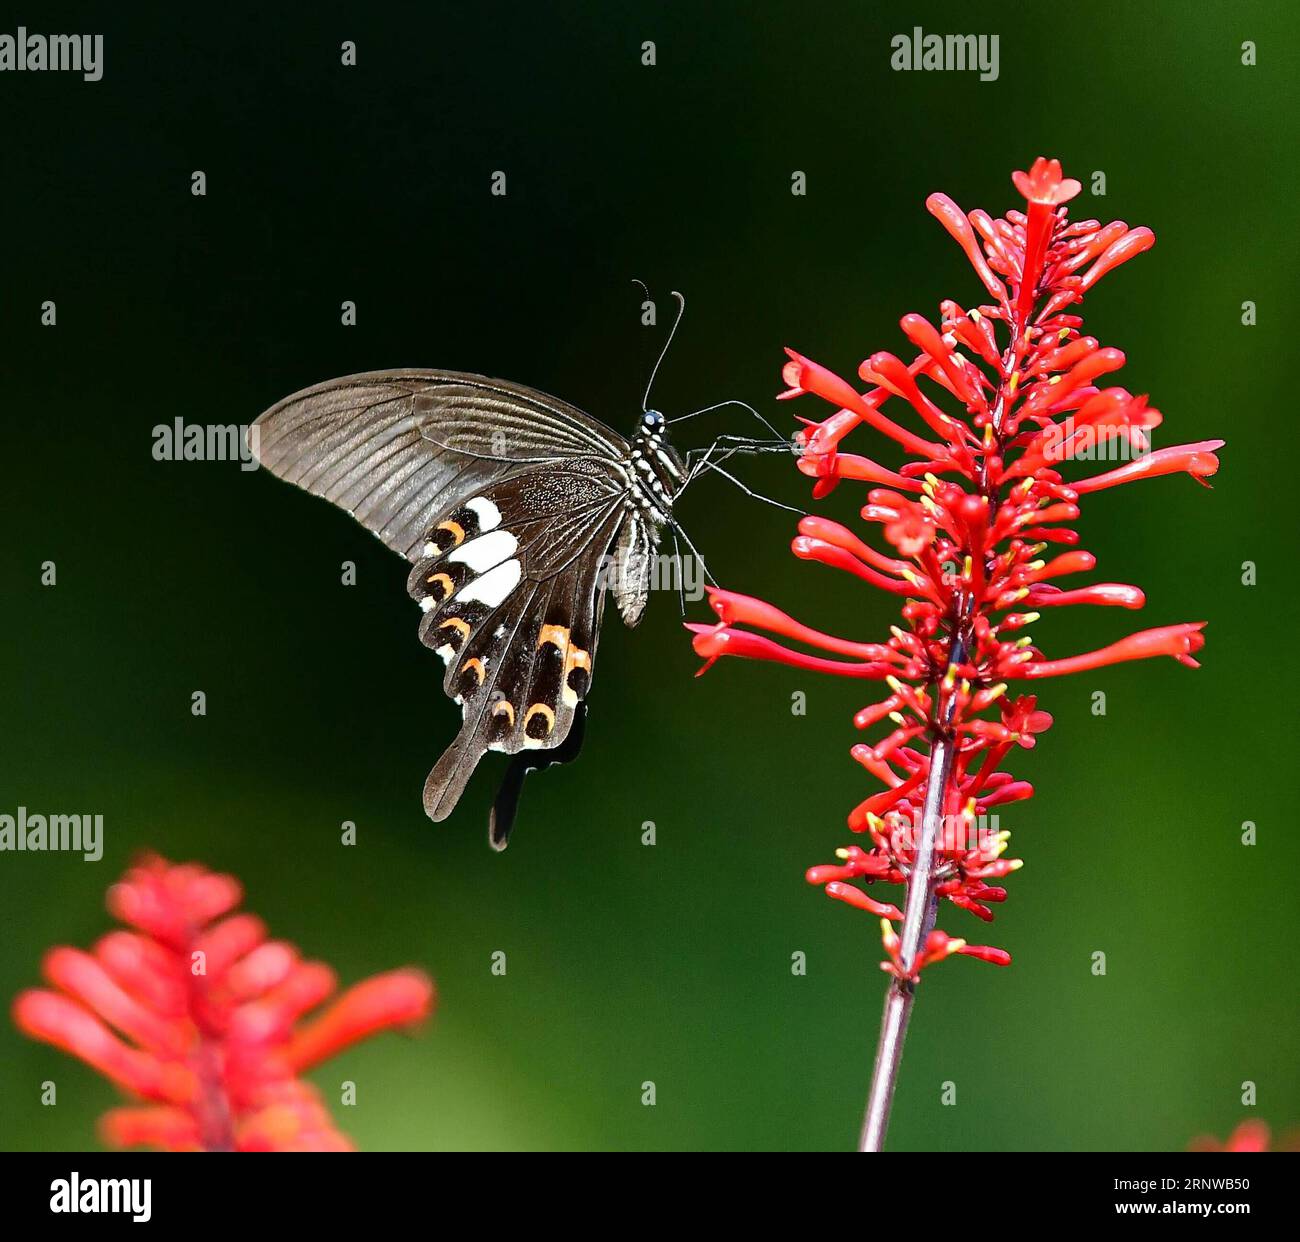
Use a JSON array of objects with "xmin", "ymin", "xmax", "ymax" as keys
[
  {"xmin": 860, "ymin": 623, "xmax": 969, "ymax": 1152},
  {"xmin": 858, "ymin": 732, "xmax": 956, "ymax": 1151},
  {"xmin": 860, "ymin": 310, "xmax": 1021, "ymax": 1150}
]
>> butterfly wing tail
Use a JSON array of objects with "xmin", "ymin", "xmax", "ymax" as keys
[
  {"xmin": 487, "ymin": 762, "xmax": 526, "ymax": 851},
  {"xmin": 422, "ymin": 734, "xmax": 486, "ymax": 822},
  {"xmin": 486, "ymin": 700, "xmax": 590, "ymax": 849}
]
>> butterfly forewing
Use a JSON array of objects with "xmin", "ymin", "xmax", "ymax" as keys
[{"xmin": 252, "ymin": 370, "xmax": 629, "ymax": 561}]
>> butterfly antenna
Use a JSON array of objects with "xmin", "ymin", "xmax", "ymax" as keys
[{"xmin": 635, "ymin": 283, "xmax": 686, "ymax": 412}]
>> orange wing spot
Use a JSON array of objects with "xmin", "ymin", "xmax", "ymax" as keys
[
  {"xmin": 566, "ymin": 648, "xmax": 592, "ymax": 675},
  {"xmin": 461, "ymin": 657, "xmax": 486, "ymax": 686},
  {"xmin": 524, "ymin": 703, "xmax": 556, "ymax": 736},
  {"xmin": 426, "ymin": 572, "xmax": 455, "ymax": 599},
  {"xmin": 436, "ymin": 520, "xmax": 466, "ymax": 547},
  {"xmin": 537, "ymin": 623, "xmax": 570, "ymax": 652},
  {"xmin": 439, "ymin": 617, "xmax": 472, "ymax": 639},
  {"xmin": 562, "ymin": 646, "xmax": 593, "ymax": 707},
  {"xmin": 491, "ymin": 700, "xmax": 515, "ymax": 725}
]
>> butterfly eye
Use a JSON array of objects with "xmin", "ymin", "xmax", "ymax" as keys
[{"xmin": 643, "ymin": 410, "xmax": 664, "ymax": 431}]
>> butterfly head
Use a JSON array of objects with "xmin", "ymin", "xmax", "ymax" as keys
[{"xmin": 631, "ymin": 408, "xmax": 686, "ymax": 504}]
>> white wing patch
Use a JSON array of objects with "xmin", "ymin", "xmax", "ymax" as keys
[
  {"xmin": 449, "ymin": 529, "xmax": 518, "ymax": 572},
  {"xmin": 455, "ymin": 558, "xmax": 522, "ymax": 607},
  {"xmin": 465, "ymin": 496, "xmax": 503, "ymax": 531}
]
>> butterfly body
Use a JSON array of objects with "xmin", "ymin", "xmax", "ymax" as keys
[{"xmin": 251, "ymin": 370, "xmax": 684, "ymax": 846}]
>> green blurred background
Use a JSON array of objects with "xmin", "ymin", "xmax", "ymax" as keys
[{"xmin": 2, "ymin": 2, "xmax": 1296, "ymax": 1151}]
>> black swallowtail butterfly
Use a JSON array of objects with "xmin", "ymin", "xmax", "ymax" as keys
[{"xmin": 251, "ymin": 368, "xmax": 706, "ymax": 849}]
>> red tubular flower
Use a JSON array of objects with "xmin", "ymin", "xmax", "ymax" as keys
[
  {"xmin": 12, "ymin": 855, "xmax": 435, "ymax": 1151},
  {"xmin": 690, "ymin": 161, "xmax": 1220, "ymax": 1149}
]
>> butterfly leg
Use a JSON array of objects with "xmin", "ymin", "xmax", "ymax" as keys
[
  {"xmin": 683, "ymin": 437, "xmax": 737, "ymax": 491},
  {"xmin": 684, "ymin": 433, "xmax": 790, "ymax": 483},
  {"xmin": 670, "ymin": 519, "xmax": 718, "ymax": 589},
  {"xmin": 669, "ymin": 398, "xmax": 789, "ymax": 445},
  {"xmin": 688, "ymin": 459, "xmax": 806, "ymax": 516},
  {"xmin": 670, "ymin": 528, "xmax": 688, "ymax": 617}
]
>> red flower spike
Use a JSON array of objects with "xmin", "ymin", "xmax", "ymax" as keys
[
  {"xmin": 12, "ymin": 855, "xmax": 435, "ymax": 1152},
  {"xmin": 692, "ymin": 160, "xmax": 1220, "ymax": 1003}
]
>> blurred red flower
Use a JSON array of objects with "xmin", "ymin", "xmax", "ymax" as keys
[
  {"xmin": 1190, "ymin": 1121, "xmax": 1274, "ymax": 1153},
  {"xmin": 13, "ymin": 855, "xmax": 434, "ymax": 1151}
]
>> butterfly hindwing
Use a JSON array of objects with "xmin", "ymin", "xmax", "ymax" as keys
[{"xmin": 408, "ymin": 461, "xmax": 628, "ymax": 825}]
